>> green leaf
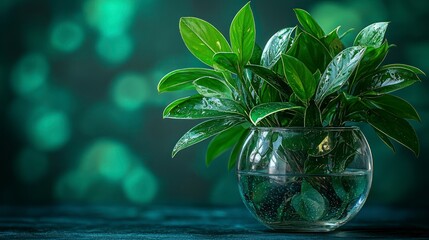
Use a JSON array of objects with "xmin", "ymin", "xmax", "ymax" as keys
[
  {"xmin": 382, "ymin": 64, "xmax": 426, "ymax": 75},
  {"xmin": 294, "ymin": 9, "xmax": 325, "ymax": 38},
  {"xmin": 332, "ymin": 177, "xmax": 347, "ymax": 201},
  {"xmin": 230, "ymin": 2, "xmax": 256, "ymax": 66},
  {"xmin": 357, "ymin": 65, "xmax": 422, "ymax": 95},
  {"xmin": 329, "ymin": 131, "xmax": 362, "ymax": 172},
  {"xmin": 337, "ymin": 92, "xmax": 362, "ymax": 123},
  {"xmin": 221, "ymin": 71, "xmax": 239, "ymax": 96},
  {"xmin": 163, "ymin": 96, "xmax": 245, "ymax": 119},
  {"xmin": 323, "ymin": 27, "xmax": 344, "ymax": 55},
  {"xmin": 193, "ymin": 76, "xmax": 232, "ymax": 98},
  {"xmin": 286, "ymin": 32, "xmax": 332, "ymax": 73},
  {"xmin": 315, "ymin": 46, "xmax": 366, "ymax": 105},
  {"xmin": 249, "ymin": 44, "xmax": 263, "ymax": 64},
  {"xmin": 313, "ymin": 70, "xmax": 321, "ymax": 83},
  {"xmin": 243, "ymin": 69, "xmax": 263, "ymax": 105},
  {"xmin": 353, "ymin": 41, "xmax": 389, "ymax": 78},
  {"xmin": 291, "ymin": 181, "xmax": 327, "ymax": 221},
  {"xmin": 339, "ymin": 28, "xmax": 354, "ymax": 39},
  {"xmin": 321, "ymin": 92, "xmax": 360, "ymax": 125},
  {"xmin": 250, "ymin": 102, "xmax": 303, "ymax": 125},
  {"xmin": 228, "ymin": 129, "xmax": 250, "ymax": 170},
  {"xmin": 374, "ymin": 128, "xmax": 395, "ymax": 152},
  {"xmin": 213, "ymin": 52, "xmax": 240, "ymax": 74},
  {"xmin": 206, "ymin": 125, "xmax": 247, "ymax": 166},
  {"xmin": 281, "ymin": 54, "xmax": 317, "ymax": 103},
  {"xmin": 364, "ymin": 94, "xmax": 420, "ymax": 121},
  {"xmin": 367, "ymin": 109, "xmax": 419, "ymax": 156},
  {"xmin": 172, "ymin": 117, "xmax": 245, "ymax": 157},
  {"xmin": 304, "ymin": 100, "xmax": 322, "ymax": 127},
  {"xmin": 158, "ymin": 68, "xmax": 224, "ymax": 92},
  {"xmin": 354, "ymin": 22, "xmax": 389, "ymax": 48},
  {"xmin": 162, "ymin": 96, "xmax": 198, "ymax": 117},
  {"xmin": 180, "ymin": 17, "xmax": 231, "ymax": 66},
  {"xmin": 245, "ymin": 64, "xmax": 291, "ymax": 97},
  {"xmin": 320, "ymin": 94, "xmax": 340, "ymax": 124},
  {"xmin": 260, "ymin": 84, "xmax": 282, "ymax": 103},
  {"xmin": 261, "ymin": 27, "xmax": 296, "ymax": 68},
  {"xmin": 332, "ymin": 175, "xmax": 366, "ymax": 201}
]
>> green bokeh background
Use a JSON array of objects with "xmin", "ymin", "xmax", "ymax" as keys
[{"xmin": 1, "ymin": 0, "xmax": 428, "ymax": 207}]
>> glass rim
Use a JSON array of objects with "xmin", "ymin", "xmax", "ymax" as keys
[{"xmin": 250, "ymin": 126, "xmax": 360, "ymax": 132}]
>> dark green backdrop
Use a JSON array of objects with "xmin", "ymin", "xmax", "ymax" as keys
[{"xmin": 1, "ymin": 0, "xmax": 428, "ymax": 207}]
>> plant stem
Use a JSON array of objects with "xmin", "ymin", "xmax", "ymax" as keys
[
  {"xmin": 332, "ymin": 101, "xmax": 345, "ymax": 126},
  {"xmin": 222, "ymin": 71, "xmax": 240, "ymax": 101}
]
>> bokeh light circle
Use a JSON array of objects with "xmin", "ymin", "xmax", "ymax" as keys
[
  {"xmin": 96, "ymin": 34, "xmax": 133, "ymax": 64},
  {"xmin": 111, "ymin": 72, "xmax": 148, "ymax": 111},
  {"xmin": 122, "ymin": 165, "xmax": 158, "ymax": 204},
  {"xmin": 84, "ymin": 0, "xmax": 136, "ymax": 36},
  {"xmin": 50, "ymin": 21, "xmax": 84, "ymax": 52},
  {"xmin": 80, "ymin": 139, "xmax": 131, "ymax": 181},
  {"xmin": 10, "ymin": 53, "xmax": 49, "ymax": 96},
  {"xmin": 26, "ymin": 109, "xmax": 71, "ymax": 151}
]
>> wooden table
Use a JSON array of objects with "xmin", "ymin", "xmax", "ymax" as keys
[{"xmin": 0, "ymin": 205, "xmax": 428, "ymax": 239}]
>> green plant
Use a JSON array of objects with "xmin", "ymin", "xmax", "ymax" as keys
[{"xmin": 158, "ymin": 2, "xmax": 424, "ymax": 169}]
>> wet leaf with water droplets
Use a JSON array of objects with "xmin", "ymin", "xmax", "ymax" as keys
[
  {"xmin": 164, "ymin": 96, "xmax": 246, "ymax": 119},
  {"xmin": 158, "ymin": 68, "xmax": 224, "ymax": 92},
  {"xmin": 172, "ymin": 117, "xmax": 246, "ymax": 157},
  {"xmin": 357, "ymin": 64, "xmax": 422, "ymax": 95},
  {"xmin": 353, "ymin": 41, "xmax": 389, "ymax": 79},
  {"xmin": 315, "ymin": 46, "xmax": 366, "ymax": 105},
  {"xmin": 261, "ymin": 27, "xmax": 296, "ymax": 68},
  {"xmin": 354, "ymin": 22, "xmax": 389, "ymax": 48},
  {"xmin": 250, "ymin": 102, "xmax": 303, "ymax": 125},
  {"xmin": 193, "ymin": 76, "xmax": 233, "ymax": 99}
]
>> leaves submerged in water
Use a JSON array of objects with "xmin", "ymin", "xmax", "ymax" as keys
[
  {"xmin": 291, "ymin": 181, "xmax": 327, "ymax": 221},
  {"xmin": 238, "ymin": 171, "xmax": 371, "ymax": 224}
]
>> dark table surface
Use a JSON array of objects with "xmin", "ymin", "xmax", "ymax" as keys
[{"xmin": 0, "ymin": 205, "xmax": 428, "ymax": 239}]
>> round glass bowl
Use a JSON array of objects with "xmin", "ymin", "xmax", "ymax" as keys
[{"xmin": 237, "ymin": 127, "xmax": 373, "ymax": 232}]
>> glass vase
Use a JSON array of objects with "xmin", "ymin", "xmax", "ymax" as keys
[{"xmin": 237, "ymin": 127, "xmax": 373, "ymax": 232}]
